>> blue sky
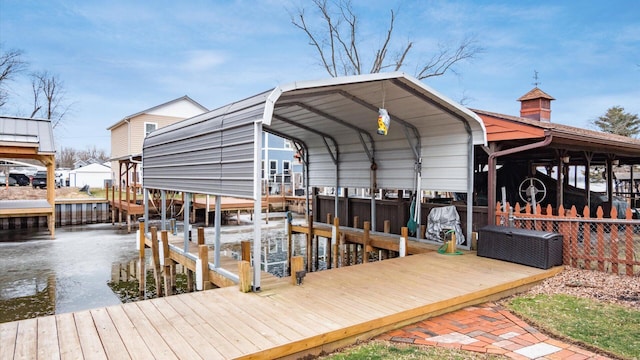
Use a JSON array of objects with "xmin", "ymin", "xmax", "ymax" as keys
[{"xmin": 1, "ymin": 0, "xmax": 639, "ymax": 152}]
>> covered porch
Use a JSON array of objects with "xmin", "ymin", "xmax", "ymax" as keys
[{"xmin": 0, "ymin": 116, "xmax": 56, "ymax": 238}]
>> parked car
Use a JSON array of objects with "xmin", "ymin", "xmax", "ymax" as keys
[
  {"xmin": 0, "ymin": 176, "xmax": 18, "ymax": 186},
  {"xmin": 32, "ymin": 171, "xmax": 48, "ymax": 188},
  {"xmin": 9, "ymin": 173, "xmax": 30, "ymax": 186}
]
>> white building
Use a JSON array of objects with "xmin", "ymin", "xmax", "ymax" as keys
[{"xmin": 69, "ymin": 162, "xmax": 111, "ymax": 189}]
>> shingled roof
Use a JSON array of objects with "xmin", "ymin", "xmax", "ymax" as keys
[{"xmin": 517, "ymin": 87, "xmax": 555, "ymax": 101}]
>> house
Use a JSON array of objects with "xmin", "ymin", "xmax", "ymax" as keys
[
  {"xmin": 68, "ymin": 162, "xmax": 111, "ymax": 189},
  {"xmin": 107, "ymin": 95, "xmax": 208, "ymax": 186},
  {"xmin": 262, "ymin": 132, "xmax": 304, "ymax": 195}
]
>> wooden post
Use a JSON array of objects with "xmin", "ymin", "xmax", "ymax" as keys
[
  {"xmin": 353, "ymin": 243, "xmax": 359, "ymax": 265},
  {"xmin": 381, "ymin": 219, "xmax": 390, "ymax": 260},
  {"xmin": 197, "ymin": 227, "xmax": 205, "ymax": 246},
  {"xmin": 383, "ymin": 220, "xmax": 390, "ymax": 233},
  {"xmin": 596, "ymin": 207, "xmax": 605, "ymax": 272},
  {"xmin": 238, "ymin": 261, "xmax": 252, "ymax": 293},
  {"xmin": 345, "ymin": 240, "xmax": 351, "ymax": 266},
  {"xmin": 339, "ymin": 232, "xmax": 346, "ymax": 268},
  {"xmin": 625, "ymin": 208, "xmax": 634, "ymax": 276},
  {"xmin": 287, "ymin": 219, "xmax": 293, "ymax": 276},
  {"xmin": 291, "ymin": 256, "xmax": 304, "ymax": 285},
  {"xmin": 306, "ymin": 215, "xmax": 313, "ymax": 272},
  {"xmin": 161, "ymin": 230, "xmax": 172, "ymax": 296},
  {"xmin": 610, "ymin": 207, "xmax": 619, "ymax": 274},
  {"xmin": 353, "ymin": 216, "xmax": 359, "ymax": 229},
  {"xmin": 332, "ymin": 217, "xmax": 340, "ymax": 269},
  {"xmin": 187, "ymin": 270, "xmax": 194, "ymax": 292},
  {"xmin": 326, "ymin": 213, "xmax": 332, "ymax": 224},
  {"xmin": 138, "ymin": 220, "xmax": 146, "ymax": 297},
  {"xmin": 314, "ymin": 235, "xmax": 319, "ymax": 271},
  {"xmin": 400, "ymin": 227, "xmax": 408, "ymax": 257},
  {"xmin": 363, "ymin": 221, "xmax": 370, "ymax": 263},
  {"xmin": 583, "ymin": 206, "xmax": 591, "ymax": 269},
  {"xmin": 198, "ymin": 244, "xmax": 210, "ymax": 290},
  {"xmin": 241, "ymin": 241, "xmax": 251, "ymax": 262},
  {"xmin": 150, "ymin": 227, "xmax": 163, "ymax": 297}
]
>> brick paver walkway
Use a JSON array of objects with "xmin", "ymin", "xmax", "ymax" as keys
[{"xmin": 377, "ymin": 302, "xmax": 612, "ymax": 359}]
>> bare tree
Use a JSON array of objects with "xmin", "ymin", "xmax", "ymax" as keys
[
  {"xmin": 57, "ymin": 147, "xmax": 77, "ymax": 168},
  {"xmin": 0, "ymin": 46, "xmax": 28, "ymax": 108},
  {"xmin": 30, "ymin": 70, "xmax": 70, "ymax": 128},
  {"xmin": 77, "ymin": 146, "xmax": 109, "ymax": 163},
  {"xmin": 291, "ymin": 0, "xmax": 482, "ymax": 79}
]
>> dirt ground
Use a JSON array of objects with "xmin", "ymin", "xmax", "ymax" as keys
[
  {"xmin": 0, "ymin": 186, "xmax": 93, "ymax": 200},
  {"xmin": 520, "ymin": 266, "xmax": 640, "ymax": 310}
]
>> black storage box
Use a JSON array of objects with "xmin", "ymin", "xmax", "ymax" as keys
[{"xmin": 477, "ymin": 225, "xmax": 563, "ymax": 269}]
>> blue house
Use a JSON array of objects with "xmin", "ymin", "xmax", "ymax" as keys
[{"xmin": 262, "ymin": 132, "xmax": 303, "ymax": 195}]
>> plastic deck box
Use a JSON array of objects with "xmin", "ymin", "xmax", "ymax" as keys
[{"xmin": 477, "ymin": 225, "xmax": 563, "ymax": 269}]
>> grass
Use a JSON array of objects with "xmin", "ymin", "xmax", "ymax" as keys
[
  {"xmin": 506, "ymin": 294, "xmax": 640, "ymax": 359},
  {"xmin": 318, "ymin": 341, "xmax": 507, "ymax": 360}
]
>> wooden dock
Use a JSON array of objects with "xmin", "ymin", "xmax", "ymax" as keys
[{"xmin": 0, "ymin": 252, "xmax": 562, "ymax": 359}]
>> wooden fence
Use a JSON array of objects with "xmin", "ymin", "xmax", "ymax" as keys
[{"xmin": 495, "ymin": 202, "xmax": 639, "ymax": 276}]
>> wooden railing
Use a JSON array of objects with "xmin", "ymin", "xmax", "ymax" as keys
[{"xmin": 495, "ymin": 202, "xmax": 639, "ymax": 275}]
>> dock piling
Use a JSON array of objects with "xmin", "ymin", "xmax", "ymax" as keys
[
  {"xmin": 160, "ymin": 230, "xmax": 172, "ymax": 296},
  {"xmin": 198, "ymin": 244, "xmax": 210, "ymax": 290},
  {"xmin": 138, "ymin": 219, "xmax": 146, "ymax": 297},
  {"xmin": 150, "ymin": 227, "xmax": 163, "ymax": 297},
  {"xmin": 238, "ymin": 261, "xmax": 252, "ymax": 292},
  {"xmin": 363, "ymin": 221, "xmax": 370, "ymax": 263}
]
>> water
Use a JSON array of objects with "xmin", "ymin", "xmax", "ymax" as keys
[
  {"xmin": 0, "ymin": 214, "xmax": 304, "ymax": 323},
  {"xmin": 0, "ymin": 224, "xmax": 137, "ymax": 322}
]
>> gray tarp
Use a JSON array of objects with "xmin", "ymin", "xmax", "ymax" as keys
[{"xmin": 425, "ymin": 205, "xmax": 466, "ymax": 245}]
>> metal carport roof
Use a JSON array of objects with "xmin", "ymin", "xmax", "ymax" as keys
[{"xmin": 143, "ymin": 72, "xmax": 487, "ymax": 290}]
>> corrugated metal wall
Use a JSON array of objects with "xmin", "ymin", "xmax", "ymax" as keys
[{"xmin": 143, "ymin": 94, "xmax": 267, "ymax": 199}]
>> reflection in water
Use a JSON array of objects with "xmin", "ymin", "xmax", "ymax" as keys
[
  {"xmin": 0, "ymin": 224, "xmax": 137, "ymax": 323},
  {"xmin": 107, "ymin": 259, "xmax": 193, "ymax": 302}
]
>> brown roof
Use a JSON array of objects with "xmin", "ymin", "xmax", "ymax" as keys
[
  {"xmin": 517, "ymin": 87, "xmax": 555, "ymax": 101},
  {"xmin": 472, "ymin": 108, "xmax": 640, "ymax": 155}
]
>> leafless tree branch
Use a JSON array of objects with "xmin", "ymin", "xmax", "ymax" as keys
[
  {"xmin": 30, "ymin": 71, "xmax": 70, "ymax": 128},
  {"xmin": 416, "ymin": 35, "xmax": 483, "ymax": 79},
  {"xmin": 292, "ymin": 2, "xmax": 482, "ymax": 80},
  {"xmin": 0, "ymin": 46, "xmax": 28, "ymax": 108}
]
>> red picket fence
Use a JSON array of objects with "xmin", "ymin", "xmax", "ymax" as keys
[{"xmin": 495, "ymin": 202, "xmax": 639, "ymax": 276}]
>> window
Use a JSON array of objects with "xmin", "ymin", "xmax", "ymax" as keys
[
  {"xmin": 269, "ymin": 160, "xmax": 277, "ymax": 176},
  {"xmin": 284, "ymin": 140, "xmax": 292, "ymax": 149},
  {"xmin": 144, "ymin": 122, "xmax": 157, "ymax": 137},
  {"xmin": 283, "ymin": 160, "xmax": 291, "ymax": 175},
  {"xmin": 261, "ymin": 160, "xmax": 265, "ymax": 179}
]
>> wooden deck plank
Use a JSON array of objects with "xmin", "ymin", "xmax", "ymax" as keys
[
  {"xmin": 203, "ymin": 289, "xmax": 304, "ymax": 343},
  {"xmin": 105, "ymin": 306, "xmax": 155, "ymax": 360},
  {"xmin": 55, "ymin": 313, "xmax": 82, "ymax": 360},
  {"xmin": 14, "ymin": 318, "xmax": 37, "ymax": 360},
  {"xmin": 0, "ymin": 321, "xmax": 18, "ymax": 360},
  {"xmin": 89, "ymin": 308, "xmax": 131, "ymax": 360},
  {"xmin": 224, "ymin": 295, "xmax": 318, "ymax": 340},
  {"xmin": 120, "ymin": 303, "xmax": 178, "ymax": 360},
  {"xmin": 73, "ymin": 311, "xmax": 107, "ymax": 359},
  {"xmin": 134, "ymin": 300, "xmax": 203, "ymax": 360},
  {"xmin": 175, "ymin": 292, "xmax": 264, "ymax": 354},
  {"xmin": 162, "ymin": 295, "xmax": 244, "ymax": 359},
  {"xmin": 36, "ymin": 316, "xmax": 60, "ymax": 360},
  {"xmin": 148, "ymin": 298, "xmax": 226, "ymax": 359},
  {"xmin": 187, "ymin": 292, "xmax": 280, "ymax": 350}
]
